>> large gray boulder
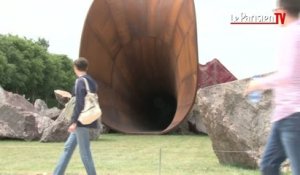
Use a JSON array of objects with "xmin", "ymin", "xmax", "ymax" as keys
[
  {"xmin": 0, "ymin": 87, "xmax": 39, "ymax": 140},
  {"xmin": 0, "ymin": 86, "xmax": 37, "ymax": 113},
  {"xmin": 40, "ymin": 98, "xmax": 75, "ymax": 142},
  {"xmin": 197, "ymin": 78, "xmax": 273, "ymax": 168},
  {"xmin": 40, "ymin": 115, "xmax": 70, "ymax": 142},
  {"xmin": 0, "ymin": 87, "xmax": 54, "ymax": 140},
  {"xmin": 0, "ymin": 105, "xmax": 39, "ymax": 140}
]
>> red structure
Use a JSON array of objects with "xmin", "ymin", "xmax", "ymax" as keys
[{"xmin": 198, "ymin": 59, "xmax": 237, "ymax": 89}]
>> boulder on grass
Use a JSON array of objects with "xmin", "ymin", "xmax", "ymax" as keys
[
  {"xmin": 197, "ymin": 78, "xmax": 273, "ymax": 168},
  {"xmin": 0, "ymin": 105, "xmax": 40, "ymax": 141},
  {"xmin": 0, "ymin": 86, "xmax": 53, "ymax": 140}
]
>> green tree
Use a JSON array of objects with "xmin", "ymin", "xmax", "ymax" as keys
[
  {"xmin": 39, "ymin": 54, "xmax": 75, "ymax": 106},
  {"xmin": 0, "ymin": 34, "xmax": 75, "ymax": 107}
]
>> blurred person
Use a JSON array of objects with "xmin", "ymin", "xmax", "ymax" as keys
[
  {"xmin": 245, "ymin": 0, "xmax": 300, "ymax": 174},
  {"xmin": 53, "ymin": 57, "xmax": 98, "ymax": 175}
]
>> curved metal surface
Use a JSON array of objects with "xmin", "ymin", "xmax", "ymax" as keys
[{"xmin": 80, "ymin": 0, "xmax": 198, "ymax": 134}]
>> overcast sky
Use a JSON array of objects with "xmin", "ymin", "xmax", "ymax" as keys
[{"xmin": 0, "ymin": 0, "xmax": 280, "ymax": 79}]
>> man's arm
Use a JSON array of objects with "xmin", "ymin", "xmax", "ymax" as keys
[
  {"xmin": 70, "ymin": 78, "xmax": 86, "ymax": 124},
  {"xmin": 247, "ymin": 31, "xmax": 299, "ymax": 92}
]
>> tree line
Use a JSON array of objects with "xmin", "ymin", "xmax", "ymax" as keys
[{"xmin": 0, "ymin": 34, "xmax": 75, "ymax": 107}]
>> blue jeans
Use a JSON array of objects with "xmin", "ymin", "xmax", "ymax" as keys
[
  {"xmin": 260, "ymin": 112, "xmax": 300, "ymax": 175},
  {"xmin": 53, "ymin": 127, "xmax": 96, "ymax": 175}
]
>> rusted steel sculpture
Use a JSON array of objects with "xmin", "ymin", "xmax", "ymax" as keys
[{"xmin": 79, "ymin": 0, "xmax": 198, "ymax": 134}]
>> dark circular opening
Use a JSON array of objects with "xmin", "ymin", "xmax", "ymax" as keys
[{"xmin": 144, "ymin": 93, "xmax": 177, "ymax": 130}]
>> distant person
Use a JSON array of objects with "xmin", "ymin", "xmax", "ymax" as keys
[
  {"xmin": 245, "ymin": 0, "xmax": 300, "ymax": 175},
  {"xmin": 53, "ymin": 57, "xmax": 98, "ymax": 175}
]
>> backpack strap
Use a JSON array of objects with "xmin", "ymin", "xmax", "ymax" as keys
[
  {"xmin": 82, "ymin": 77, "xmax": 91, "ymax": 92},
  {"xmin": 75, "ymin": 77, "xmax": 91, "ymax": 93}
]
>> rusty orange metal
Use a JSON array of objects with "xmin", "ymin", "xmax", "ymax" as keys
[{"xmin": 79, "ymin": 0, "xmax": 198, "ymax": 134}]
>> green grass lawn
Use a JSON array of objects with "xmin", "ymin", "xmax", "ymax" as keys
[{"xmin": 0, "ymin": 134, "xmax": 262, "ymax": 175}]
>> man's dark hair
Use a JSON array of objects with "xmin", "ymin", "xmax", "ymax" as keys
[
  {"xmin": 74, "ymin": 57, "xmax": 89, "ymax": 71},
  {"xmin": 279, "ymin": 0, "xmax": 300, "ymax": 17}
]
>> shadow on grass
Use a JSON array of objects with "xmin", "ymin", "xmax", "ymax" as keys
[{"xmin": 223, "ymin": 163, "xmax": 257, "ymax": 170}]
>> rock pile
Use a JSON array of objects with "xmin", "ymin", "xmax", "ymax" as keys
[{"xmin": 0, "ymin": 86, "xmax": 107, "ymax": 142}]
